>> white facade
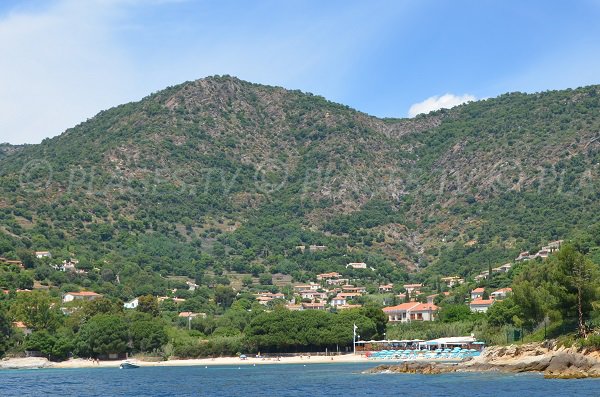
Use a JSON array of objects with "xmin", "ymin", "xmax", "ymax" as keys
[{"xmin": 124, "ymin": 298, "xmax": 139, "ymax": 309}]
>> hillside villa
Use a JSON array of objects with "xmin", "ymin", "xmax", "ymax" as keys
[
  {"xmin": 470, "ymin": 287, "xmax": 485, "ymax": 300},
  {"xmin": 342, "ymin": 285, "xmax": 366, "ymax": 294},
  {"xmin": 316, "ymin": 272, "xmax": 341, "ymax": 281},
  {"xmin": 346, "ymin": 262, "xmax": 367, "ymax": 269},
  {"xmin": 62, "ymin": 291, "xmax": 102, "ymax": 303},
  {"xmin": 490, "ymin": 287, "xmax": 512, "ymax": 300},
  {"xmin": 440, "ymin": 276, "xmax": 464, "ymax": 287},
  {"xmin": 302, "ymin": 302, "xmax": 326, "ymax": 310},
  {"xmin": 516, "ymin": 240, "xmax": 563, "ymax": 262},
  {"xmin": 35, "ymin": 251, "xmax": 52, "ymax": 259},
  {"xmin": 469, "ymin": 298, "xmax": 495, "ymax": 313},
  {"xmin": 0, "ymin": 257, "xmax": 25, "ymax": 269},
  {"xmin": 383, "ymin": 302, "xmax": 439, "ymax": 323},
  {"xmin": 403, "ymin": 283, "xmax": 423, "ymax": 295},
  {"xmin": 124, "ymin": 297, "xmax": 139, "ymax": 309},
  {"xmin": 331, "ymin": 295, "xmax": 347, "ymax": 307}
]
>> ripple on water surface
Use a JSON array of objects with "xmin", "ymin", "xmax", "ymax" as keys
[{"xmin": 1, "ymin": 363, "xmax": 600, "ymax": 397}]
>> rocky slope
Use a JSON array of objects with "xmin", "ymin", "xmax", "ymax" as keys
[{"xmin": 1, "ymin": 76, "xmax": 600, "ymax": 282}]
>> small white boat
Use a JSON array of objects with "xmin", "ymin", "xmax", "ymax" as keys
[{"xmin": 119, "ymin": 360, "xmax": 140, "ymax": 369}]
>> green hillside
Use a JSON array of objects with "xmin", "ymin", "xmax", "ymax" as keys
[{"xmin": 1, "ymin": 76, "xmax": 600, "ymax": 297}]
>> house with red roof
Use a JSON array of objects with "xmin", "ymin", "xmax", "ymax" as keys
[
  {"xmin": 383, "ymin": 302, "xmax": 438, "ymax": 323},
  {"xmin": 62, "ymin": 291, "xmax": 103, "ymax": 303},
  {"xmin": 330, "ymin": 295, "xmax": 347, "ymax": 307},
  {"xmin": 302, "ymin": 302, "xmax": 326, "ymax": 310},
  {"xmin": 178, "ymin": 312, "xmax": 205, "ymax": 319},
  {"xmin": 470, "ymin": 287, "xmax": 485, "ymax": 300},
  {"xmin": 403, "ymin": 284, "xmax": 423, "ymax": 295},
  {"xmin": 490, "ymin": 288, "xmax": 512, "ymax": 301},
  {"xmin": 12, "ymin": 321, "xmax": 32, "ymax": 335},
  {"xmin": 469, "ymin": 298, "xmax": 495, "ymax": 313},
  {"xmin": 316, "ymin": 272, "xmax": 341, "ymax": 281}
]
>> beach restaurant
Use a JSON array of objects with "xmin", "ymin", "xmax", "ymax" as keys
[
  {"xmin": 419, "ymin": 336, "xmax": 484, "ymax": 351},
  {"xmin": 355, "ymin": 339, "xmax": 425, "ymax": 352},
  {"xmin": 355, "ymin": 336, "xmax": 484, "ymax": 352}
]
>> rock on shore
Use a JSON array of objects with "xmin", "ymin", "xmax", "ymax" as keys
[
  {"xmin": 0, "ymin": 357, "xmax": 52, "ymax": 369},
  {"xmin": 364, "ymin": 362, "xmax": 456, "ymax": 375},
  {"xmin": 365, "ymin": 341, "xmax": 600, "ymax": 379}
]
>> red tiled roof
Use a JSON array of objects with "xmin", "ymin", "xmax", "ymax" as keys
[
  {"xmin": 178, "ymin": 312, "xmax": 198, "ymax": 317},
  {"xmin": 472, "ymin": 288, "xmax": 485, "ymax": 293},
  {"xmin": 470, "ymin": 298, "xmax": 494, "ymax": 305},
  {"xmin": 383, "ymin": 302, "xmax": 438, "ymax": 312},
  {"xmin": 67, "ymin": 291, "xmax": 101, "ymax": 296},
  {"xmin": 410, "ymin": 303, "xmax": 439, "ymax": 312},
  {"xmin": 383, "ymin": 303, "xmax": 419, "ymax": 312}
]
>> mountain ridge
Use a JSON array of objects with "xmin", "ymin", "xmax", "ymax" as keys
[{"xmin": 1, "ymin": 75, "xmax": 600, "ymax": 294}]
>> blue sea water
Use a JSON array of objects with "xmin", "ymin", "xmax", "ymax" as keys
[{"xmin": 1, "ymin": 363, "xmax": 600, "ymax": 397}]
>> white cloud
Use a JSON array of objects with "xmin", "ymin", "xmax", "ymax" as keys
[{"xmin": 408, "ymin": 93, "xmax": 476, "ymax": 117}]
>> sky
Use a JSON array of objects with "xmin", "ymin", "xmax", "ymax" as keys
[{"xmin": 1, "ymin": 0, "xmax": 600, "ymax": 144}]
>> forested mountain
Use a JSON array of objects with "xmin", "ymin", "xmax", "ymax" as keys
[
  {"xmin": 0, "ymin": 143, "xmax": 25, "ymax": 161},
  {"xmin": 1, "ymin": 76, "xmax": 599, "ymax": 296}
]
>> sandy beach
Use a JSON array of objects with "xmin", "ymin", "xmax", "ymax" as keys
[{"xmin": 1, "ymin": 354, "xmax": 373, "ymax": 370}]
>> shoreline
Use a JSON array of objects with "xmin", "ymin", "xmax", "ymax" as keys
[
  {"xmin": 0, "ymin": 354, "xmax": 373, "ymax": 370},
  {"xmin": 6, "ymin": 341, "xmax": 599, "ymax": 379}
]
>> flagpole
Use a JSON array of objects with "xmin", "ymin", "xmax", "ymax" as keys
[{"xmin": 353, "ymin": 323, "xmax": 356, "ymax": 355}]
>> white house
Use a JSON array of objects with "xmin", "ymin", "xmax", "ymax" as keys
[
  {"xmin": 300, "ymin": 290, "xmax": 316, "ymax": 300},
  {"xmin": 470, "ymin": 288, "xmax": 485, "ymax": 300},
  {"xmin": 330, "ymin": 295, "xmax": 347, "ymax": 307},
  {"xmin": 309, "ymin": 245, "xmax": 327, "ymax": 252},
  {"xmin": 63, "ymin": 291, "xmax": 102, "ymax": 303},
  {"xmin": 124, "ymin": 297, "xmax": 139, "ymax": 309},
  {"xmin": 302, "ymin": 302, "xmax": 326, "ymax": 310},
  {"xmin": 470, "ymin": 298, "xmax": 495, "ymax": 313},
  {"xmin": 403, "ymin": 284, "xmax": 423, "ymax": 295},
  {"xmin": 342, "ymin": 285, "xmax": 366, "ymax": 294},
  {"xmin": 474, "ymin": 273, "xmax": 488, "ymax": 282},
  {"xmin": 316, "ymin": 272, "xmax": 341, "ymax": 281},
  {"xmin": 35, "ymin": 251, "xmax": 51, "ymax": 259},
  {"xmin": 383, "ymin": 302, "xmax": 438, "ymax": 323},
  {"xmin": 492, "ymin": 263, "xmax": 512, "ymax": 274},
  {"xmin": 426, "ymin": 294, "xmax": 438, "ymax": 305},
  {"xmin": 293, "ymin": 283, "xmax": 320, "ymax": 292},
  {"xmin": 440, "ymin": 276, "xmax": 464, "ymax": 287},
  {"xmin": 490, "ymin": 288, "xmax": 512, "ymax": 301},
  {"xmin": 346, "ymin": 262, "xmax": 367, "ymax": 269}
]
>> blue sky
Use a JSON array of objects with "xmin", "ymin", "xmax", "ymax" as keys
[{"xmin": 1, "ymin": 0, "xmax": 600, "ymax": 144}]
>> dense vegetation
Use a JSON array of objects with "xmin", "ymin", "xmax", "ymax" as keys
[{"xmin": 1, "ymin": 76, "xmax": 600, "ymax": 357}]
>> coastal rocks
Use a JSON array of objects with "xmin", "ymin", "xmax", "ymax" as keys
[
  {"xmin": 364, "ymin": 362, "xmax": 454, "ymax": 375},
  {"xmin": 0, "ymin": 357, "xmax": 52, "ymax": 369},
  {"xmin": 543, "ymin": 351, "xmax": 600, "ymax": 379},
  {"xmin": 366, "ymin": 342, "xmax": 600, "ymax": 379}
]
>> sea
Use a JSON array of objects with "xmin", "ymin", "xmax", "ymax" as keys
[{"xmin": 1, "ymin": 363, "xmax": 600, "ymax": 397}]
